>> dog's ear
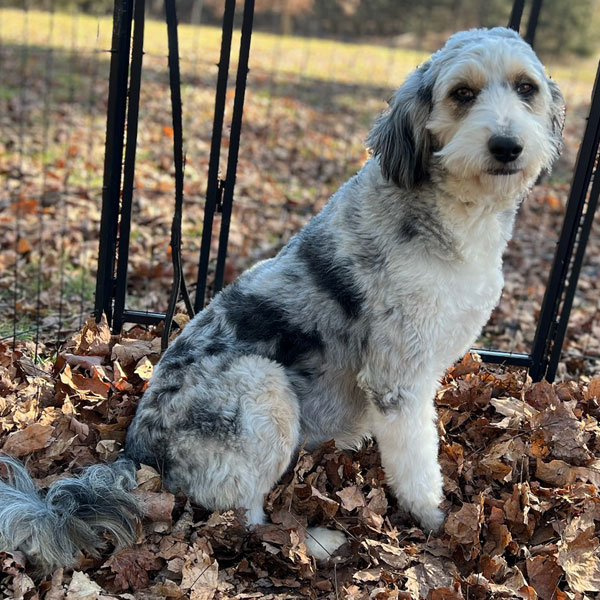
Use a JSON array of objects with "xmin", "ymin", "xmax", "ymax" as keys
[
  {"xmin": 547, "ymin": 78, "xmax": 566, "ymax": 154},
  {"xmin": 366, "ymin": 66, "xmax": 433, "ymax": 188}
]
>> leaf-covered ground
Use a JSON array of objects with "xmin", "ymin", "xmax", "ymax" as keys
[{"xmin": 1, "ymin": 319, "xmax": 600, "ymax": 599}]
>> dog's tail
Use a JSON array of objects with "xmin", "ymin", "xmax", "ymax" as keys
[{"xmin": 0, "ymin": 455, "xmax": 142, "ymax": 574}]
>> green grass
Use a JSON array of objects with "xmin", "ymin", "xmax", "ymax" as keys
[
  {"xmin": 0, "ymin": 262, "xmax": 95, "ymax": 338},
  {"xmin": 61, "ymin": 265, "xmax": 96, "ymax": 304},
  {"xmin": 0, "ymin": 8, "xmax": 426, "ymax": 89},
  {"xmin": 0, "ymin": 81, "xmax": 19, "ymax": 101},
  {"xmin": 0, "ymin": 315, "xmax": 36, "ymax": 341},
  {"xmin": 1, "ymin": 7, "xmax": 597, "ymax": 104}
]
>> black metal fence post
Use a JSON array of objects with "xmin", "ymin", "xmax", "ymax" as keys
[
  {"xmin": 194, "ymin": 0, "xmax": 237, "ymax": 312},
  {"xmin": 524, "ymin": 0, "xmax": 542, "ymax": 48},
  {"xmin": 112, "ymin": 0, "xmax": 146, "ymax": 333},
  {"xmin": 508, "ymin": 0, "xmax": 525, "ymax": 31},
  {"xmin": 94, "ymin": 0, "xmax": 134, "ymax": 324},
  {"xmin": 529, "ymin": 62, "xmax": 600, "ymax": 381},
  {"xmin": 161, "ymin": 0, "xmax": 196, "ymax": 350},
  {"xmin": 213, "ymin": 0, "xmax": 255, "ymax": 295}
]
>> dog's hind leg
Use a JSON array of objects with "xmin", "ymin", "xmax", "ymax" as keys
[
  {"xmin": 152, "ymin": 355, "xmax": 301, "ymax": 526},
  {"xmin": 130, "ymin": 354, "xmax": 346, "ymax": 558}
]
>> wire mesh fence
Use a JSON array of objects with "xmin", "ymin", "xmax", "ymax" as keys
[
  {"xmin": 1, "ymin": 0, "xmax": 600, "ymax": 379},
  {"xmin": 1, "ymin": 3, "xmax": 110, "ymax": 349}
]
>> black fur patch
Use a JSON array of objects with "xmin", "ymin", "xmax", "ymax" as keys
[
  {"xmin": 359, "ymin": 332, "xmax": 369, "ymax": 358},
  {"xmin": 398, "ymin": 202, "xmax": 454, "ymax": 253},
  {"xmin": 396, "ymin": 113, "xmax": 428, "ymax": 186},
  {"xmin": 157, "ymin": 384, "xmax": 181, "ymax": 395},
  {"xmin": 205, "ymin": 339, "xmax": 227, "ymax": 356},
  {"xmin": 284, "ymin": 366, "xmax": 322, "ymax": 403},
  {"xmin": 159, "ymin": 356, "xmax": 183, "ymax": 371},
  {"xmin": 124, "ymin": 420, "xmax": 171, "ymax": 477},
  {"xmin": 343, "ymin": 200, "xmax": 386, "ymax": 271},
  {"xmin": 160, "ymin": 336, "xmax": 197, "ymax": 371},
  {"xmin": 188, "ymin": 399, "xmax": 241, "ymax": 438},
  {"xmin": 192, "ymin": 309, "xmax": 215, "ymax": 329},
  {"xmin": 142, "ymin": 384, "xmax": 181, "ymax": 412},
  {"xmin": 371, "ymin": 390, "xmax": 402, "ymax": 413},
  {"xmin": 298, "ymin": 227, "xmax": 364, "ymax": 319},
  {"xmin": 417, "ymin": 82, "xmax": 433, "ymax": 105},
  {"xmin": 399, "ymin": 220, "xmax": 418, "ymax": 241},
  {"xmin": 223, "ymin": 285, "xmax": 324, "ymax": 367}
]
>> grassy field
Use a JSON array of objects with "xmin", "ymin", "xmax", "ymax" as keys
[
  {"xmin": 0, "ymin": 8, "xmax": 427, "ymax": 87},
  {"xmin": 1, "ymin": 8, "xmax": 598, "ymax": 93},
  {"xmin": 1, "ymin": 7, "xmax": 599, "ymax": 369}
]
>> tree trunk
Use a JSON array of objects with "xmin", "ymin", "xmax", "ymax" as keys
[
  {"xmin": 190, "ymin": 0, "xmax": 203, "ymax": 25},
  {"xmin": 281, "ymin": 10, "xmax": 293, "ymax": 36}
]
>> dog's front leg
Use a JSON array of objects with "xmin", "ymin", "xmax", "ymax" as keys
[{"xmin": 365, "ymin": 377, "xmax": 445, "ymax": 533}]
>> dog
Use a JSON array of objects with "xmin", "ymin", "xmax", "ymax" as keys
[{"xmin": 0, "ymin": 27, "xmax": 564, "ymax": 574}]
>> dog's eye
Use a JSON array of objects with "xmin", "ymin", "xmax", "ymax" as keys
[
  {"xmin": 452, "ymin": 87, "xmax": 476, "ymax": 102},
  {"xmin": 516, "ymin": 82, "xmax": 537, "ymax": 97}
]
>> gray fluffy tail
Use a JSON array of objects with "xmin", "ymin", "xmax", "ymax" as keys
[{"xmin": 0, "ymin": 455, "xmax": 142, "ymax": 575}]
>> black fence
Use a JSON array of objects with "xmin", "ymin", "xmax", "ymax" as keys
[
  {"xmin": 90, "ymin": 0, "xmax": 600, "ymax": 382},
  {"xmin": 1, "ymin": 0, "xmax": 599, "ymax": 382}
]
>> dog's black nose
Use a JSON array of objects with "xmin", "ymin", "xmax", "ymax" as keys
[{"xmin": 488, "ymin": 135, "xmax": 523, "ymax": 163}]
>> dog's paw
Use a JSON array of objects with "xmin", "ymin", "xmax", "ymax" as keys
[
  {"xmin": 416, "ymin": 506, "xmax": 446, "ymax": 534},
  {"xmin": 304, "ymin": 527, "xmax": 347, "ymax": 561}
]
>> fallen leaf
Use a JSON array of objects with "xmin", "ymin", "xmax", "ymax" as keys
[
  {"xmin": 181, "ymin": 542, "xmax": 218, "ymax": 600},
  {"xmin": 70, "ymin": 315, "xmax": 112, "ymax": 357},
  {"xmin": 535, "ymin": 458, "xmax": 575, "ymax": 487},
  {"xmin": 337, "ymin": 485, "xmax": 366, "ymax": 511},
  {"xmin": 111, "ymin": 339, "xmax": 160, "ymax": 366},
  {"xmin": 66, "ymin": 571, "xmax": 102, "ymax": 600},
  {"xmin": 584, "ymin": 376, "xmax": 600, "ymax": 400},
  {"xmin": 17, "ymin": 237, "xmax": 32, "ymax": 254},
  {"xmin": 10, "ymin": 571, "xmax": 37, "ymax": 600},
  {"xmin": 445, "ymin": 502, "xmax": 482, "ymax": 559},
  {"xmin": 136, "ymin": 489, "xmax": 175, "ymax": 524},
  {"xmin": 526, "ymin": 555, "xmax": 562, "ymax": 600},
  {"xmin": 404, "ymin": 554, "xmax": 457, "ymax": 599},
  {"xmin": 558, "ymin": 525, "xmax": 600, "ymax": 593},
  {"xmin": 61, "ymin": 354, "xmax": 104, "ymax": 370},
  {"xmin": 136, "ymin": 464, "xmax": 163, "ymax": 492},
  {"xmin": 45, "ymin": 567, "xmax": 66, "ymax": 600},
  {"xmin": 103, "ymin": 548, "xmax": 162, "ymax": 592},
  {"xmin": 134, "ymin": 356, "xmax": 153, "ymax": 381},
  {"xmin": 353, "ymin": 568, "xmax": 381, "ymax": 582},
  {"xmin": 2, "ymin": 422, "xmax": 53, "ymax": 456}
]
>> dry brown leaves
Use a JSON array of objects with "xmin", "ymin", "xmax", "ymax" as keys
[{"xmin": 1, "ymin": 325, "xmax": 600, "ymax": 600}]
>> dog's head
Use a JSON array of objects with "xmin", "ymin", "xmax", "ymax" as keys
[{"xmin": 367, "ymin": 27, "xmax": 565, "ymax": 200}]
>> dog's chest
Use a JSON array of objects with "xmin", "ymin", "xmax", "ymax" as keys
[
  {"xmin": 383, "ymin": 232, "xmax": 505, "ymax": 365},
  {"xmin": 433, "ymin": 258, "xmax": 503, "ymax": 359}
]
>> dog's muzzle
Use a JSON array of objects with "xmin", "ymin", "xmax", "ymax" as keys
[{"xmin": 487, "ymin": 135, "xmax": 523, "ymax": 175}]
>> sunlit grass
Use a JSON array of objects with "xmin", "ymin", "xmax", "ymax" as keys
[
  {"xmin": 1, "ymin": 7, "xmax": 597, "ymax": 104},
  {"xmin": 0, "ymin": 8, "xmax": 436, "ymax": 90}
]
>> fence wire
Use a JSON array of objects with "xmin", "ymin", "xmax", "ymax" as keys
[{"xmin": 1, "ymin": 0, "xmax": 600, "ymax": 379}]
